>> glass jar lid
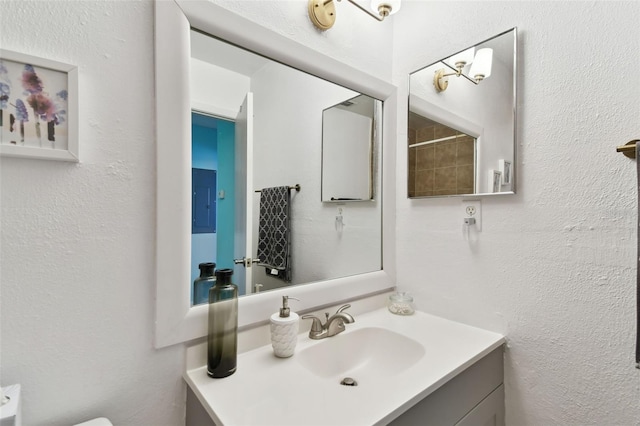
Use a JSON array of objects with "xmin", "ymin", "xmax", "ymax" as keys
[{"xmin": 389, "ymin": 291, "xmax": 413, "ymax": 302}]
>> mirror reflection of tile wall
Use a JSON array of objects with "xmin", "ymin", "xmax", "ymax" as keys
[{"xmin": 408, "ymin": 120, "xmax": 475, "ymax": 197}]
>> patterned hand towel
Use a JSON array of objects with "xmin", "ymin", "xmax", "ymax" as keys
[{"xmin": 257, "ymin": 186, "xmax": 291, "ymax": 282}]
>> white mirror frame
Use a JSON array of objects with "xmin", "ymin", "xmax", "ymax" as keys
[{"xmin": 154, "ymin": 0, "xmax": 397, "ymax": 348}]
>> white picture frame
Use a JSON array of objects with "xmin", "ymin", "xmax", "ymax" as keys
[
  {"xmin": 489, "ymin": 170, "xmax": 502, "ymax": 193},
  {"xmin": 498, "ymin": 159, "xmax": 511, "ymax": 185},
  {"xmin": 0, "ymin": 49, "xmax": 78, "ymax": 162}
]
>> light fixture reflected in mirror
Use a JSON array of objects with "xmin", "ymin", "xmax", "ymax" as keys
[
  {"xmin": 448, "ymin": 47, "xmax": 475, "ymax": 70},
  {"xmin": 433, "ymin": 48, "xmax": 494, "ymax": 92},
  {"xmin": 308, "ymin": 0, "xmax": 401, "ymax": 30},
  {"xmin": 469, "ymin": 48, "xmax": 493, "ymax": 82}
]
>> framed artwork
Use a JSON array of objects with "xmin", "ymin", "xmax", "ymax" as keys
[
  {"xmin": 0, "ymin": 49, "xmax": 78, "ymax": 162},
  {"xmin": 499, "ymin": 159, "xmax": 512, "ymax": 185},
  {"xmin": 489, "ymin": 170, "xmax": 502, "ymax": 193}
]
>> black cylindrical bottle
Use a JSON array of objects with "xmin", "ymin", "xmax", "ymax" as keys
[
  {"xmin": 207, "ymin": 268, "xmax": 238, "ymax": 378},
  {"xmin": 193, "ymin": 262, "xmax": 216, "ymax": 306}
]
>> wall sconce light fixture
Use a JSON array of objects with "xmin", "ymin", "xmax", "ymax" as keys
[
  {"xmin": 308, "ymin": 0, "xmax": 401, "ymax": 31},
  {"xmin": 433, "ymin": 48, "xmax": 493, "ymax": 92}
]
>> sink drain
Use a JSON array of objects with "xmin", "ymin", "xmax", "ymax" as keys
[{"xmin": 340, "ymin": 377, "xmax": 358, "ymax": 386}]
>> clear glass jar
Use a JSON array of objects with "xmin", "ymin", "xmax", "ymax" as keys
[{"xmin": 388, "ymin": 291, "xmax": 415, "ymax": 315}]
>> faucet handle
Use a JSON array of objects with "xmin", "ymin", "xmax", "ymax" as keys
[
  {"xmin": 301, "ymin": 314, "xmax": 323, "ymax": 332},
  {"xmin": 336, "ymin": 304, "xmax": 351, "ymax": 314}
]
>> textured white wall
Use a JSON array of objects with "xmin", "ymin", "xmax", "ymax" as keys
[
  {"xmin": 208, "ymin": 0, "xmax": 394, "ymax": 82},
  {"xmin": 9, "ymin": 1, "xmax": 636, "ymax": 425},
  {"xmin": 393, "ymin": 2, "xmax": 640, "ymax": 425},
  {"xmin": 0, "ymin": 1, "xmax": 393, "ymax": 425},
  {"xmin": 0, "ymin": 1, "xmax": 186, "ymax": 425}
]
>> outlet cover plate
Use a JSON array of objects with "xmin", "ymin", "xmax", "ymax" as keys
[{"xmin": 462, "ymin": 200, "xmax": 482, "ymax": 231}]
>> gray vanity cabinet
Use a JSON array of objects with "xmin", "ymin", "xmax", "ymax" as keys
[
  {"xmin": 186, "ymin": 346, "xmax": 504, "ymax": 426},
  {"xmin": 457, "ymin": 384, "xmax": 505, "ymax": 426},
  {"xmin": 389, "ymin": 347, "xmax": 504, "ymax": 426},
  {"xmin": 186, "ymin": 387, "xmax": 216, "ymax": 426}
]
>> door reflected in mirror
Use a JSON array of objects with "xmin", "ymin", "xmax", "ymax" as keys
[
  {"xmin": 190, "ymin": 30, "xmax": 383, "ymax": 304},
  {"xmin": 408, "ymin": 28, "xmax": 517, "ymax": 198}
]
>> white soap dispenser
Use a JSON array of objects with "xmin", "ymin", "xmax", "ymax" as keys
[{"xmin": 270, "ymin": 296, "xmax": 299, "ymax": 358}]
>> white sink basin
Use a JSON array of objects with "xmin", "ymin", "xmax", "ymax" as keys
[
  {"xmin": 298, "ymin": 326, "xmax": 425, "ymax": 380},
  {"xmin": 185, "ymin": 308, "xmax": 505, "ymax": 426}
]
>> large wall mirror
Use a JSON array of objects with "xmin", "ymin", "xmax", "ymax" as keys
[
  {"xmin": 189, "ymin": 30, "xmax": 383, "ymax": 301},
  {"xmin": 408, "ymin": 28, "xmax": 517, "ymax": 198},
  {"xmin": 155, "ymin": 0, "xmax": 396, "ymax": 348}
]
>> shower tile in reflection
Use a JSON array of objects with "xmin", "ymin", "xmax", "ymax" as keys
[
  {"xmin": 434, "ymin": 166, "xmax": 457, "ymax": 191},
  {"xmin": 416, "ymin": 125, "xmax": 435, "ymax": 142},
  {"xmin": 416, "ymin": 145, "xmax": 435, "ymax": 170},
  {"xmin": 457, "ymin": 164, "xmax": 474, "ymax": 189},
  {"xmin": 435, "ymin": 142, "xmax": 457, "ymax": 168},
  {"xmin": 456, "ymin": 137, "xmax": 475, "ymax": 166},
  {"xmin": 416, "ymin": 169, "xmax": 435, "ymax": 194}
]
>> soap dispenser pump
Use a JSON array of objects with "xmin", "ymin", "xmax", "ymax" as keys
[{"xmin": 270, "ymin": 296, "xmax": 299, "ymax": 358}]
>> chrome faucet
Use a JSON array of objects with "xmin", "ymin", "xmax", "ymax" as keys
[{"xmin": 301, "ymin": 304, "xmax": 355, "ymax": 340}]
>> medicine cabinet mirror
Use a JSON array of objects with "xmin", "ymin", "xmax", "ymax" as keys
[
  {"xmin": 155, "ymin": 0, "xmax": 396, "ymax": 348},
  {"xmin": 408, "ymin": 28, "xmax": 517, "ymax": 198},
  {"xmin": 321, "ymin": 94, "xmax": 378, "ymax": 202}
]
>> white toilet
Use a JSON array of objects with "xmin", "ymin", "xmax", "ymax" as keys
[
  {"xmin": 75, "ymin": 418, "xmax": 113, "ymax": 426},
  {"xmin": 0, "ymin": 384, "xmax": 112, "ymax": 426},
  {"xmin": 0, "ymin": 385, "xmax": 21, "ymax": 426}
]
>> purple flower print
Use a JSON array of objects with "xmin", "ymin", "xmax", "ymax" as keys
[
  {"xmin": 21, "ymin": 64, "xmax": 43, "ymax": 94},
  {"xmin": 15, "ymin": 99, "xmax": 28, "ymax": 122},
  {"xmin": 26, "ymin": 93, "xmax": 55, "ymax": 121},
  {"xmin": 0, "ymin": 82, "xmax": 8, "ymax": 128},
  {"xmin": 0, "ymin": 83, "xmax": 8, "ymax": 109},
  {"xmin": 0, "ymin": 64, "xmax": 9, "ymax": 128},
  {"xmin": 15, "ymin": 99, "xmax": 28, "ymax": 144},
  {"xmin": 54, "ymin": 111, "xmax": 65, "ymax": 125},
  {"xmin": 53, "ymin": 91, "xmax": 67, "ymax": 125}
]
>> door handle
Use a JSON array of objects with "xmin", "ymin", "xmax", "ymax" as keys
[{"xmin": 233, "ymin": 257, "xmax": 261, "ymax": 267}]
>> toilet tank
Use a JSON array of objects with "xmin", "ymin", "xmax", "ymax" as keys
[
  {"xmin": 0, "ymin": 384, "xmax": 22, "ymax": 426},
  {"xmin": 75, "ymin": 418, "xmax": 113, "ymax": 426}
]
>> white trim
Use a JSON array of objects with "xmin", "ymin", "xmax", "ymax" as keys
[
  {"xmin": 410, "ymin": 94, "xmax": 483, "ymax": 139},
  {"xmin": 191, "ymin": 100, "xmax": 237, "ymax": 121},
  {"xmin": 155, "ymin": 0, "xmax": 397, "ymax": 348}
]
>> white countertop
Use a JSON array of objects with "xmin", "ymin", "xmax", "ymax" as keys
[{"xmin": 184, "ymin": 308, "xmax": 504, "ymax": 426}]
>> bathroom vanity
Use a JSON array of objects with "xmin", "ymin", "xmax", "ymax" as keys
[{"xmin": 184, "ymin": 295, "xmax": 505, "ymax": 426}]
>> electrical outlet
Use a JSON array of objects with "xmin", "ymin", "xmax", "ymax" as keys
[{"xmin": 462, "ymin": 200, "xmax": 482, "ymax": 231}]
